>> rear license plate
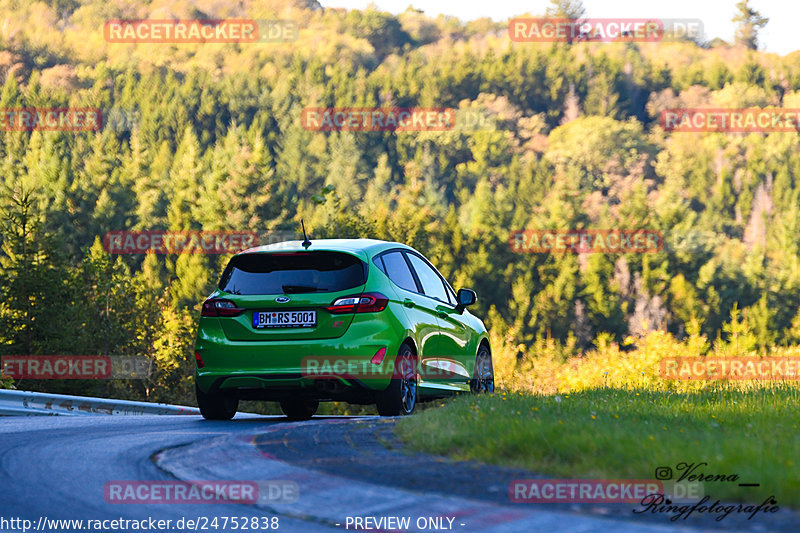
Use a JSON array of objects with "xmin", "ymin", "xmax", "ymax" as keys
[{"xmin": 252, "ymin": 310, "xmax": 316, "ymax": 329}]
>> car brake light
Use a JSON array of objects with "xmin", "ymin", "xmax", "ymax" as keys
[
  {"xmin": 195, "ymin": 351, "xmax": 205, "ymax": 369},
  {"xmin": 201, "ymin": 298, "xmax": 245, "ymax": 317},
  {"xmin": 326, "ymin": 292, "xmax": 389, "ymax": 314}
]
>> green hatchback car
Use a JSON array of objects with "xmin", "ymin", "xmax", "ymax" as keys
[{"xmin": 194, "ymin": 238, "xmax": 493, "ymax": 420}]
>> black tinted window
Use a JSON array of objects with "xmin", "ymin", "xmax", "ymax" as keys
[
  {"xmin": 406, "ymin": 253, "xmax": 448, "ymax": 302},
  {"xmin": 219, "ymin": 252, "xmax": 366, "ymax": 295},
  {"xmin": 379, "ymin": 252, "xmax": 418, "ymax": 292}
]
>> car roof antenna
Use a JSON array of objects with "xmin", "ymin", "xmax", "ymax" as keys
[{"xmin": 301, "ymin": 220, "xmax": 312, "ymax": 248}]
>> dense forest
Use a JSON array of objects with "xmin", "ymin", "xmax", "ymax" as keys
[{"xmin": 1, "ymin": 0, "xmax": 799, "ymax": 403}]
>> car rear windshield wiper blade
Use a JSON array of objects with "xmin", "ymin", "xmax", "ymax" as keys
[{"xmin": 281, "ymin": 284, "xmax": 327, "ymax": 293}]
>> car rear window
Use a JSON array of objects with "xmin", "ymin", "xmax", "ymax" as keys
[{"xmin": 218, "ymin": 251, "xmax": 367, "ymax": 295}]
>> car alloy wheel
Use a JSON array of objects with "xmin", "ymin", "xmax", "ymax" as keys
[
  {"xmin": 376, "ymin": 343, "xmax": 417, "ymax": 416},
  {"xmin": 470, "ymin": 345, "xmax": 494, "ymax": 394}
]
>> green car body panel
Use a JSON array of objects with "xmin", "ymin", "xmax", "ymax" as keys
[{"xmin": 194, "ymin": 238, "xmax": 490, "ymax": 413}]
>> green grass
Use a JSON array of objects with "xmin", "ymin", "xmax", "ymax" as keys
[{"xmin": 396, "ymin": 387, "xmax": 800, "ymax": 505}]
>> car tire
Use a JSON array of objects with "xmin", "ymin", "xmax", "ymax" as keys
[
  {"xmin": 470, "ymin": 345, "xmax": 494, "ymax": 394},
  {"xmin": 196, "ymin": 383, "xmax": 239, "ymax": 420},
  {"xmin": 280, "ymin": 398, "xmax": 319, "ymax": 420},
  {"xmin": 376, "ymin": 343, "xmax": 417, "ymax": 416}
]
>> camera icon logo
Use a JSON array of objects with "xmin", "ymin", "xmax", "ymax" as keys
[{"xmin": 655, "ymin": 466, "xmax": 673, "ymax": 480}]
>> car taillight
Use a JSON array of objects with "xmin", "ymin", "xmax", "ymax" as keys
[
  {"xmin": 201, "ymin": 298, "xmax": 245, "ymax": 317},
  {"xmin": 195, "ymin": 351, "xmax": 205, "ymax": 369},
  {"xmin": 326, "ymin": 292, "xmax": 389, "ymax": 314}
]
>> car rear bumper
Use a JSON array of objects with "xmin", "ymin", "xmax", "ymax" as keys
[{"xmin": 194, "ymin": 310, "xmax": 408, "ymax": 394}]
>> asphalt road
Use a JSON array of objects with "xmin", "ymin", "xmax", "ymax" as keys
[{"xmin": 0, "ymin": 415, "xmax": 793, "ymax": 533}]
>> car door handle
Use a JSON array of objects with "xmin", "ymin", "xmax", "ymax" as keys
[
  {"xmin": 403, "ymin": 299, "xmax": 416, "ymax": 308},
  {"xmin": 437, "ymin": 311, "xmax": 448, "ymax": 318}
]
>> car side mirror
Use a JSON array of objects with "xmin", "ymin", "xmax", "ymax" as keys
[{"xmin": 456, "ymin": 288, "xmax": 477, "ymax": 312}]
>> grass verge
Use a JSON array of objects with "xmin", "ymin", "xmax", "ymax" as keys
[{"xmin": 395, "ymin": 387, "xmax": 800, "ymax": 505}]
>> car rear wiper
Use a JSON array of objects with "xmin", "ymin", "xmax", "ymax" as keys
[{"xmin": 281, "ymin": 284, "xmax": 327, "ymax": 293}]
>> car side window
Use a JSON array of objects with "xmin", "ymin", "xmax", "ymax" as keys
[
  {"xmin": 444, "ymin": 283, "xmax": 457, "ymax": 306},
  {"xmin": 379, "ymin": 252, "xmax": 418, "ymax": 293},
  {"xmin": 406, "ymin": 253, "xmax": 449, "ymax": 303}
]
